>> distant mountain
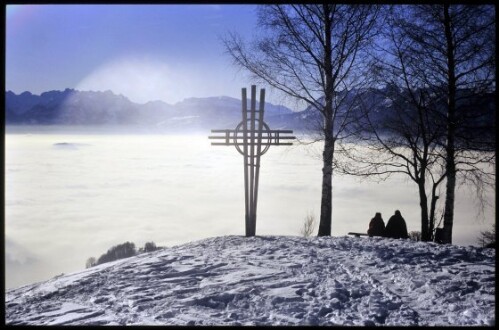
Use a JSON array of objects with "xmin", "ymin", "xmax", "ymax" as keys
[
  {"xmin": 5, "ymin": 89, "xmax": 297, "ymax": 131},
  {"xmin": 5, "ymin": 88, "xmax": 494, "ymax": 139},
  {"xmin": 6, "ymin": 89, "xmax": 172, "ymax": 126},
  {"xmin": 167, "ymin": 96, "xmax": 295, "ymax": 131}
]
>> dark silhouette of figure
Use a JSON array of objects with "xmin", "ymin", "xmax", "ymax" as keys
[
  {"xmin": 367, "ymin": 212, "xmax": 385, "ymax": 237},
  {"xmin": 485, "ymin": 242, "xmax": 495, "ymax": 249},
  {"xmin": 385, "ymin": 210, "xmax": 409, "ymax": 239},
  {"xmin": 434, "ymin": 228, "xmax": 444, "ymax": 244}
]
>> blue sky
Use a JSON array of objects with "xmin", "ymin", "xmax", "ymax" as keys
[{"xmin": 6, "ymin": 5, "xmax": 295, "ymax": 107}]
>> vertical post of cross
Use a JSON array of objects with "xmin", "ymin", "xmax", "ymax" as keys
[
  {"xmin": 241, "ymin": 85, "xmax": 265, "ymax": 237},
  {"xmin": 252, "ymin": 88, "xmax": 265, "ymax": 236},
  {"xmin": 248, "ymin": 86, "xmax": 257, "ymax": 236},
  {"xmin": 242, "ymin": 88, "xmax": 250, "ymax": 236}
]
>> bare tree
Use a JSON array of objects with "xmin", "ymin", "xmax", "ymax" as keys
[
  {"xmin": 223, "ymin": 4, "xmax": 380, "ymax": 236},
  {"xmin": 477, "ymin": 223, "xmax": 496, "ymax": 248},
  {"xmin": 144, "ymin": 241, "xmax": 158, "ymax": 253},
  {"xmin": 335, "ymin": 8, "xmax": 448, "ymax": 241},
  {"xmin": 408, "ymin": 231, "xmax": 422, "ymax": 242},
  {"xmin": 96, "ymin": 241, "xmax": 136, "ymax": 265},
  {"xmin": 337, "ymin": 89, "xmax": 447, "ymax": 241},
  {"xmin": 337, "ymin": 4, "xmax": 495, "ymax": 242},
  {"xmin": 393, "ymin": 5, "xmax": 495, "ymax": 244},
  {"xmin": 85, "ymin": 257, "xmax": 96, "ymax": 269},
  {"xmin": 300, "ymin": 211, "xmax": 316, "ymax": 237}
]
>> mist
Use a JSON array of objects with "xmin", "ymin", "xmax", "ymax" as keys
[{"xmin": 4, "ymin": 125, "xmax": 495, "ymax": 289}]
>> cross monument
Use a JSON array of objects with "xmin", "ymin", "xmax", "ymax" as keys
[{"xmin": 208, "ymin": 85, "xmax": 296, "ymax": 237}]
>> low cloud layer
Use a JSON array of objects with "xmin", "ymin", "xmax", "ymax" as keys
[{"xmin": 5, "ymin": 129, "xmax": 495, "ymax": 289}]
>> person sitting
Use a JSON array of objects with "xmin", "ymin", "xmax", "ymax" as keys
[
  {"xmin": 367, "ymin": 212, "xmax": 385, "ymax": 237},
  {"xmin": 434, "ymin": 228, "xmax": 444, "ymax": 244},
  {"xmin": 385, "ymin": 210, "xmax": 409, "ymax": 239}
]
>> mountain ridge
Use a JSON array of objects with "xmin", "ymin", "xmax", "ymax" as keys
[
  {"xmin": 5, "ymin": 88, "xmax": 495, "ymax": 137},
  {"xmin": 5, "ymin": 89, "xmax": 298, "ymax": 130}
]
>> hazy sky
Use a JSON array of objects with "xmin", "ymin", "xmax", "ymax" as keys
[{"xmin": 6, "ymin": 5, "xmax": 296, "ymax": 108}]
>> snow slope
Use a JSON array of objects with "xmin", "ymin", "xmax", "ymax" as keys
[{"xmin": 4, "ymin": 235, "xmax": 495, "ymax": 326}]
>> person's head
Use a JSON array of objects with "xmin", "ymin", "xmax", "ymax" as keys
[
  {"xmin": 395, "ymin": 210, "xmax": 401, "ymax": 216},
  {"xmin": 375, "ymin": 212, "xmax": 382, "ymax": 218}
]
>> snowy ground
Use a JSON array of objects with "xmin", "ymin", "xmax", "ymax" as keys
[{"xmin": 5, "ymin": 235, "xmax": 495, "ymax": 326}]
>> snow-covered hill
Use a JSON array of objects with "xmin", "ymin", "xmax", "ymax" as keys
[{"xmin": 4, "ymin": 235, "xmax": 495, "ymax": 326}]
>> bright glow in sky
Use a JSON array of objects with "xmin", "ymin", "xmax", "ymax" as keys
[{"xmin": 6, "ymin": 5, "xmax": 292, "ymax": 107}]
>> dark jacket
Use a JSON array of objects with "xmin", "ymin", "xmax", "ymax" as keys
[
  {"xmin": 368, "ymin": 214, "xmax": 385, "ymax": 237},
  {"xmin": 434, "ymin": 228, "xmax": 444, "ymax": 244},
  {"xmin": 385, "ymin": 212, "xmax": 409, "ymax": 239}
]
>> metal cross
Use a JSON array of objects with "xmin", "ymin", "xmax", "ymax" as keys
[{"xmin": 208, "ymin": 85, "xmax": 296, "ymax": 237}]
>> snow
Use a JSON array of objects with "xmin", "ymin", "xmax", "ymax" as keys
[{"xmin": 4, "ymin": 235, "xmax": 495, "ymax": 326}]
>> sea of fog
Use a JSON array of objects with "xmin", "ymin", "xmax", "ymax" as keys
[{"xmin": 4, "ymin": 125, "xmax": 495, "ymax": 289}]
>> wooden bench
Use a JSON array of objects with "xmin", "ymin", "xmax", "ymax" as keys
[{"xmin": 347, "ymin": 232, "xmax": 368, "ymax": 237}]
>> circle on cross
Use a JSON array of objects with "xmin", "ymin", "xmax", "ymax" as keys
[{"xmin": 233, "ymin": 119, "xmax": 272, "ymax": 156}]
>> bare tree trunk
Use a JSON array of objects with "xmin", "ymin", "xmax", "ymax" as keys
[
  {"xmin": 443, "ymin": 169, "xmax": 456, "ymax": 244},
  {"xmin": 318, "ymin": 4, "xmax": 334, "ymax": 236},
  {"xmin": 418, "ymin": 180, "xmax": 431, "ymax": 241},
  {"xmin": 319, "ymin": 135, "xmax": 334, "ymax": 236},
  {"xmin": 429, "ymin": 185, "xmax": 439, "ymax": 241},
  {"xmin": 442, "ymin": 4, "xmax": 457, "ymax": 244}
]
